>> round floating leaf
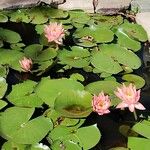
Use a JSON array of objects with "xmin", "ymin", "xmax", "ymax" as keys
[
  {"xmin": 128, "ymin": 137, "xmax": 150, "ymax": 150},
  {"xmin": 74, "ymin": 25, "xmax": 114, "ymax": 43},
  {"xmin": 49, "ymin": 124, "xmax": 100, "ymax": 150},
  {"xmin": 28, "ymin": 7, "xmax": 48, "ymax": 24},
  {"xmin": 99, "ymin": 44, "xmax": 141, "ymax": 69},
  {"xmin": 91, "ymin": 51, "xmax": 123, "ymax": 74},
  {"xmin": 54, "ymin": 90, "xmax": 92, "ymax": 118},
  {"xmin": 122, "ymin": 74, "xmax": 145, "ymax": 89},
  {"xmin": 0, "ymin": 28, "xmax": 22, "ymax": 43},
  {"xmin": 35, "ymin": 24, "xmax": 44, "ymax": 35},
  {"xmin": 24, "ymin": 44, "xmax": 43, "ymax": 60},
  {"xmin": 132, "ymin": 120, "xmax": 150, "ymax": 139},
  {"xmin": 9, "ymin": 9, "xmax": 31, "ymax": 23},
  {"xmin": 92, "ymin": 15, "xmax": 123, "ymax": 27},
  {"xmin": 43, "ymin": 7, "xmax": 68, "ymax": 19},
  {"xmin": 2, "ymin": 141, "xmax": 26, "ymax": 150},
  {"xmin": 69, "ymin": 10, "xmax": 90, "ymax": 25},
  {"xmin": 0, "ymin": 49, "xmax": 25, "ymax": 71},
  {"xmin": 58, "ymin": 46, "xmax": 90, "ymax": 68},
  {"xmin": 0, "ymin": 77, "xmax": 7, "ymax": 99},
  {"xmin": 85, "ymin": 80, "xmax": 120, "ymax": 95},
  {"xmin": 35, "ymin": 48, "xmax": 57, "ymax": 62},
  {"xmin": 0, "ymin": 99, "xmax": 7, "ymax": 110},
  {"xmin": 7, "ymin": 80, "xmax": 42, "ymax": 107},
  {"xmin": 120, "ymin": 23, "xmax": 148, "ymax": 42},
  {"xmin": 0, "ymin": 107, "xmax": 35, "ymax": 140},
  {"xmin": 0, "ymin": 13, "xmax": 8, "ymax": 22},
  {"xmin": 51, "ymin": 139, "xmax": 82, "ymax": 150},
  {"xmin": 76, "ymin": 124, "xmax": 101, "ymax": 149},
  {"xmin": 70, "ymin": 73, "xmax": 85, "ymax": 82},
  {"xmin": 35, "ymin": 78, "xmax": 84, "ymax": 107},
  {"xmin": 116, "ymin": 27, "xmax": 141, "ymax": 52},
  {"xmin": 11, "ymin": 116, "xmax": 53, "ymax": 144}
]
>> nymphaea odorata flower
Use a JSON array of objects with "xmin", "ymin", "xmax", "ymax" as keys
[
  {"xmin": 44, "ymin": 22, "xmax": 65, "ymax": 45},
  {"xmin": 92, "ymin": 92, "xmax": 111, "ymax": 115},
  {"xmin": 19, "ymin": 57, "xmax": 32, "ymax": 72},
  {"xmin": 115, "ymin": 83, "xmax": 145, "ymax": 112}
]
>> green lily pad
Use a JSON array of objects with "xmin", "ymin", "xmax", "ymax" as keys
[
  {"xmin": 91, "ymin": 50, "xmax": 123, "ymax": 74},
  {"xmin": 9, "ymin": 9, "xmax": 31, "ymax": 23},
  {"xmin": 70, "ymin": 73, "xmax": 85, "ymax": 82},
  {"xmin": 120, "ymin": 23, "xmax": 148, "ymax": 42},
  {"xmin": 0, "ymin": 99, "xmax": 7, "ymax": 110},
  {"xmin": 35, "ymin": 24, "xmax": 44, "ymax": 35},
  {"xmin": 76, "ymin": 124, "xmax": 101, "ymax": 149},
  {"xmin": 0, "ymin": 13, "xmax": 8, "ymax": 22},
  {"xmin": 0, "ymin": 107, "xmax": 35, "ymax": 140},
  {"xmin": 132, "ymin": 120, "xmax": 150, "ymax": 139},
  {"xmin": 35, "ymin": 78, "xmax": 84, "ymax": 107},
  {"xmin": 0, "ymin": 107, "xmax": 53, "ymax": 144},
  {"xmin": 85, "ymin": 80, "xmax": 120, "ymax": 95},
  {"xmin": 69, "ymin": 10, "xmax": 90, "ymax": 25},
  {"xmin": 7, "ymin": 80, "xmax": 43, "ymax": 107},
  {"xmin": 49, "ymin": 124, "xmax": 100, "ymax": 150},
  {"xmin": 99, "ymin": 44, "xmax": 141, "ymax": 70},
  {"xmin": 28, "ymin": 7, "xmax": 48, "ymax": 24},
  {"xmin": 51, "ymin": 139, "xmax": 82, "ymax": 150},
  {"xmin": 43, "ymin": 7, "xmax": 68, "ymax": 19},
  {"xmin": 116, "ymin": 27, "xmax": 141, "ymax": 52},
  {"xmin": 74, "ymin": 25, "xmax": 114, "ymax": 43},
  {"xmin": 0, "ymin": 28, "xmax": 22, "ymax": 43},
  {"xmin": 54, "ymin": 90, "xmax": 92, "ymax": 118},
  {"xmin": 0, "ymin": 65, "xmax": 8, "ymax": 78},
  {"xmin": 24, "ymin": 44, "xmax": 43, "ymax": 60},
  {"xmin": 128, "ymin": 137, "xmax": 150, "ymax": 150},
  {"xmin": 92, "ymin": 15, "xmax": 123, "ymax": 27},
  {"xmin": 0, "ymin": 77, "xmax": 7, "ymax": 99},
  {"xmin": 58, "ymin": 46, "xmax": 90, "ymax": 68},
  {"xmin": 122, "ymin": 74, "xmax": 145, "ymax": 89}
]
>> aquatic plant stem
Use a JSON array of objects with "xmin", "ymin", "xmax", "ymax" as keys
[{"xmin": 133, "ymin": 110, "xmax": 138, "ymax": 121}]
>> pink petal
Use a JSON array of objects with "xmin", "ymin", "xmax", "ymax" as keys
[
  {"xmin": 128, "ymin": 104, "xmax": 135, "ymax": 112},
  {"xmin": 135, "ymin": 102, "xmax": 146, "ymax": 110},
  {"xmin": 116, "ymin": 102, "xmax": 128, "ymax": 109}
]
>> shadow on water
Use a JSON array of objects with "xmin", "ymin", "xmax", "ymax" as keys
[{"xmin": 0, "ymin": 21, "xmax": 150, "ymax": 150}]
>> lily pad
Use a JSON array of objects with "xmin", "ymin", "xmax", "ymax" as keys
[
  {"xmin": 122, "ymin": 74, "xmax": 145, "ymax": 89},
  {"xmin": 7, "ymin": 80, "xmax": 43, "ymax": 107},
  {"xmin": 119, "ymin": 23, "xmax": 148, "ymax": 42},
  {"xmin": 85, "ymin": 80, "xmax": 120, "ymax": 95},
  {"xmin": 0, "ymin": 107, "xmax": 53, "ymax": 144},
  {"xmin": 0, "ymin": 99, "xmax": 7, "ymax": 110},
  {"xmin": 99, "ymin": 44, "xmax": 141, "ymax": 70},
  {"xmin": 116, "ymin": 27, "xmax": 141, "ymax": 52},
  {"xmin": 9, "ymin": 9, "xmax": 31, "ymax": 23},
  {"xmin": 24, "ymin": 44, "xmax": 43, "ymax": 60},
  {"xmin": 49, "ymin": 124, "xmax": 100, "ymax": 150},
  {"xmin": 91, "ymin": 50, "xmax": 123, "ymax": 74},
  {"xmin": 0, "ymin": 28, "xmax": 22, "ymax": 43},
  {"xmin": 35, "ymin": 78, "xmax": 84, "ymax": 107},
  {"xmin": 0, "ymin": 13, "xmax": 8, "ymax": 22},
  {"xmin": 58, "ymin": 46, "xmax": 90, "ymax": 68},
  {"xmin": 74, "ymin": 25, "xmax": 114, "ymax": 43},
  {"xmin": 128, "ymin": 137, "xmax": 150, "ymax": 150},
  {"xmin": 54, "ymin": 90, "xmax": 92, "ymax": 118},
  {"xmin": 0, "ymin": 77, "xmax": 7, "ymax": 99}
]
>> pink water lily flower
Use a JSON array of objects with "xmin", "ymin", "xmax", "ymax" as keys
[
  {"xmin": 44, "ymin": 22, "xmax": 65, "ymax": 45},
  {"xmin": 92, "ymin": 92, "xmax": 111, "ymax": 115},
  {"xmin": 19, "ymin": 57, "xmax": 32, "ymax": 72},
  {"xmin": 115, "ymin": 83, "xmax": 145, "ymax": 112}
]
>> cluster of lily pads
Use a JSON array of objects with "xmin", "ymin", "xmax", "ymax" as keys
[{"xmin": 0, "ymin": 6, "xmax": 149, "ymax": 150}]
